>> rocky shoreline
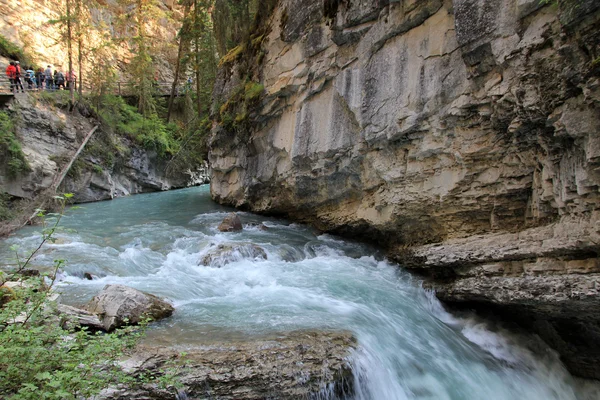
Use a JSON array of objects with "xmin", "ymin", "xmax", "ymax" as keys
[
  {"xmin": 101, "ymin": 331, "xmax": 355, "ymax": 400},
  {"xmin": 55, "ymin": 283, "xmax": 356, "ymax": 399}
]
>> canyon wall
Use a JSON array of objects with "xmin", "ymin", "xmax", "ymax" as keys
[
  {"xmin": 209, "ymin": 0, "xmax": 600, "ymax": 379},
  {"xmin": 0, "ymin": 94, "xmax": 197, "ymax": 204}
]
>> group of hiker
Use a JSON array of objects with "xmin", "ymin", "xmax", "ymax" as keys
[{"xmin": 5, "ymin": 61, "xmax": 76, "ymax": 93}]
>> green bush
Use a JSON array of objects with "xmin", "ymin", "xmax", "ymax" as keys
[
  {"xmin": 37, "ymin": 91, "xmax": 72, "ymax": 109},
  {"xmin": 0, "ymin": 111, "xmax": 30, "ymax": 178},
  {"xmin": 0, "ymin": 192, "xmax": 13, "ymax": 221},
  {"xmin": 93, "ymin": 95, "xmax": 180, "ymax": 158},
  {"xmin": 0, "ymin": 195, "xmax": 147, "ymax": 399}
]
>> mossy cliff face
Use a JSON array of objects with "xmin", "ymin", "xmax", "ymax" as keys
[
  {"xmin": 0, "ymin": 95, "xmax": 191, "ymax": 203},
  {"xmin": 209, "ymin": 0, "xmax": 600, "ymax": 379}
]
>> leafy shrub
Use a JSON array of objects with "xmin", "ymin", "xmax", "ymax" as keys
[
  {"xmin": 0, "ymin": 192, "xmax": 13, "ymax": 221},
  {"xmin": 93, "ymin": 95, "xmax": 180, "ymax": 157},
  {"xmin": 0, "ymin": 111, "xmax": 30, "ymax": 178},
  {"xmin": 0, "ymin": 195, "xmax": 146, "ymax": 399},
  {"xmin": 37, "ymin": 91, "xmax": 72, "ymax": 109}
]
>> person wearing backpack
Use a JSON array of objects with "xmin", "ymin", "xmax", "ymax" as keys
[
  {"xmin": 25, "ymin": 67, "xmax": 35, "ymax": 90},
  {"xmin": 44, "ymin": 65, "xmax": 53, "ymax": 90},
  {"xmin": 14, "ymin": 61, "xmax": 24, "ymax": 92},
  {"xmin": 5, "ymin": 61, "xmax": 16, "ymax": 92},
  {"xmin": 55, "ymin": 70, "xmax": 65, "ymax": 90},
  {"xmin": 35, "ymin": 67, "xmax": 44, "ymax": 90}
]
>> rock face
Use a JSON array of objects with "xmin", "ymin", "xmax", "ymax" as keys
[
  {"xmin": 218, "ymin": 212, "xmax": 244, "ymax": 232},
  {"xmin": 0, "ymin": 0, "xmax": 181, "ymax": 83},
  {"xmin": 86, "ymin": 284, "xmax": 174, "ymax": 331},
  {"xmin": 199, "ymin": 243, "xmax": 268, "ymax": 267},
  {"xmin": 101, "ymin": 330, "xmax": 356, "ymax": 400},
  {"xmin": 57, "ymin": 303, "xmax": 105, "ymax": 331},
  {"xmin": 209, "ymin": 0, "xmax": 600, "ymax": 378},
  {"xmin": 0, "ymin": 94, "xmax": 192, "ymax": 203}
]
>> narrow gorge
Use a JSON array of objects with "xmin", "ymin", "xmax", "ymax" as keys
[
  {"xmin": 1, "ymin": 0, "xmax": 600, "ymax": 398},
  {"xmin": 209, "ymin": 0, "xmax": 600, "ymax": 380}
]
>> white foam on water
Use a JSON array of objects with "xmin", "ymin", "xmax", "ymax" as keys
[{"xmin": 3, "ymin": 187, "xmax": 600, "ymax": 400}]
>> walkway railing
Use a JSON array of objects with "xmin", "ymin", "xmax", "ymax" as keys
[{"xmin": 0, "ymin": 77, "xmax": 189, "ymax": 97}]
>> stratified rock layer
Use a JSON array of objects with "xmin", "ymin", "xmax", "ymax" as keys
[
  {"xmin": 209, "ymin": 0, "xmax": 600, "ymax": 378},
  {"xmin": 101, "ymin": 331, "xmax": 356, "ymax": 400}
]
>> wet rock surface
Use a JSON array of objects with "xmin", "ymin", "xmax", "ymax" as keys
[
  {"xmin": 218, "ymin": 212, "xmax": 243, "ymax": 232},
  {"xmin": 200, "ymin": 243, "xmax": 268, "ymax": 267},
  {"xmin": 85, "ymin": 284, "xmax": 174, "ymax": 331},
  {"xmin": 100, "ymin": 330, "xmax": 356, "ymax": 400}
]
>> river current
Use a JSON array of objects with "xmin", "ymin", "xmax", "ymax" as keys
[{"xmin": 1, "ymin": 186, "xmax": 598, "ymax": 399}]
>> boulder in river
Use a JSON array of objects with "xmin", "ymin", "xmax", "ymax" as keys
[
  {"xmin": 99, "ymin": 330, "xmax": 356, "ymax": 400},
  {"xmin": 58, "ymin": 304, "xmax": 105, "ymax": 331},
  {"xmin": 86, "ymin": 284, "xmax": 174, "ymax": 331},
  {"xmin": 199, "ymin": 243, "xmax": 267, "ymax": 267},
  {"xmin": 218, "ymin": 212, "xmax": 243, "ymax": 232}
]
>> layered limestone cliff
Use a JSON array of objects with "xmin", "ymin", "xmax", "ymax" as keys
[{"xmin": 209, "ymin": 0, "xmax": 600, "ymax": 379}]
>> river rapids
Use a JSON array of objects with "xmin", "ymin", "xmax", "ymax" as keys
[{"xmin": 1, "ymin": 186, "xmax": 599, "ymax": 399}]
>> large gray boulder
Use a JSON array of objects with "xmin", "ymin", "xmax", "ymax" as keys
[
  {"xmin": 99, "ymin": 330, "xmax": 356, "ymax": 400},
  {"xmin": 217, "ymin": 212, "xmax": 243, "ymax": 232},
  {"xmin": 86, "ymin": 284, "xmax": 174, "ymax": 331}
]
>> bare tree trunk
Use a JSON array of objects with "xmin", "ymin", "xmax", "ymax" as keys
[
  {"xmin": 167, "ymin": 5, "xmax": 190, "ymax": 123},
  {"xmin": 194, "ymin": 0, "xmax": 202, "ymax": 115},
  {"xmin": 137, "ymin": 0, "xmax": 145, "ymax": 115},
  {"xmin": 77, "ymin": 0, "xmax": 83, "ymax": 96},
  {"xmin": 67, "ymin": 0, "xmax": 75, "ymax": 107}
]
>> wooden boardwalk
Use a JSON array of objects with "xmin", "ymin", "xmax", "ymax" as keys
[{"xmin": 0, "ymin": 78, "xmax": 186, "ymax": 98}]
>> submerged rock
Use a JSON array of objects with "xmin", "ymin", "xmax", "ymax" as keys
[
  {"xmin": 218, "ymin": 212, "xmax": 243, "ymax": 232},
  {"xmin": 100, "ymin": 330, "xmax": 356, "ymax": 400},
  {"xmin": 86, "ymin": 284, "xmax": 174, "ymax": 331},
  {"xmin": 199, "ymin": 243, "xmax": 268, "ymax": 267}
]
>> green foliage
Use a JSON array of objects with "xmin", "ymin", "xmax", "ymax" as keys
[
  {"xmin": 0, "ymin": 192, "xmax": 13, "ymax": 222},
  {"xmin": 0, "ymin": 111, "xmax": 30, "ymax": 178},
  {"xmin": 244, "ymin": 81, "xmax": 264, "ymax": 102},
  {"xmin": 37, "ymin": 91, "xmax": 72, "ymax": 109},
  {"xmin": 93, "ymin": 95, "xmax": 179, "ymax": 157},
  {"xmin": 66, "ymin": 158, "xmax": 85, "ymax": 179},
  {"xmin": 218, "ymin": 43, "xmax": 246, "ymax": 67},
  {"xmin": 0, "ymin": 195, "xmax": 145, "ymax": 399},
  {"xmin": 92, "ymin": 164, "xmax": 104, "ymax": 174},
  {"xmin": 218, "ymin": 80, "xmax": 264, "ymax": 134},
  {"xmin": 0, "ymin": 34, "xmax": 33, "ymax": 66}
]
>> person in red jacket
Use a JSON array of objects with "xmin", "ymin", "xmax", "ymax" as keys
[
  {"xmin": 5, "ymin": 61, "xmax": 16, "ymax": 93},
  {"xmin": 14, "ymin": 61, "xmax": 24, "ymax": 92}
]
